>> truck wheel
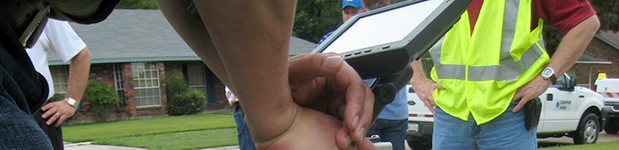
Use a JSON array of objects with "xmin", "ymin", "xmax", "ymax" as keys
[
  {"xmin": 573, "ymin": 113, "xmax": 599, "ymax": 144},
  {"xmin": 407, "ymin": 138, "xmax": 431, "ymax": 150},
  {"xmin": 604, "ymin": 118, "xmax": 619, "ymax": 134}
]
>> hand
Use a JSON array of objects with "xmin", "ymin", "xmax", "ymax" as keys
[
  {"xmin": 41, "ymin": 100, "xmax": 77, "ymax": 127},
  {"xmin": 286, "ymin": 53, "xmax": 375, "ymax": 149},
  {"xmin": 410, "ymin": 75, "xmax": 443, "ymax": 114},
  {"xmin": 512, "ymin": 75, "xmax": 552, "ymax": 113},
  {"xmin": 268, "ymin": 107, "xmax": 375, "ymax": 150}
]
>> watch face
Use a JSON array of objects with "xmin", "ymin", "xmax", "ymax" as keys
[
  {"xmin": 66, "ymin": 98, "xmax": 77, "ymax": 106},
  {"xmin": 542, "ymin": 68, "xmax": 554, "ymax": 79}
]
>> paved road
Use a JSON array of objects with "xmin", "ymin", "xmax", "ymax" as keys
[{"xmin": 538, "ymin": 131, "xmax": 619, "ymax": 148}]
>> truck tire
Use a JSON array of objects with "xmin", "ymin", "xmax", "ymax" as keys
[
  {"xmin": 573, "ymin": 113, "xmax": 599, "ymax": 144},
  {"xmin": 604, "ymin": 118, "xmax": 619, "ymax": 134},
  {"xmin": 407, "ymin": 138, "xmax": 431, "ymax": 150}
]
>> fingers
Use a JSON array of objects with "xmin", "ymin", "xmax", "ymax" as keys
[
  {"xmin": 512, "ymin": 92, "xmax": 535, "ymax": 113},
  {"xmin": 46, "ymin": 112, "xmax": 61, "ymax": 125},
  {"xmin": 336, "ymin": 127, "xmax": 375, "ymax": 150},
  {"xmin": 425, "ymin": 100, "xmax": 437, "ymax": 115},
  {"xmin": 337, "ymin": 66, "xmax": 371, "ymax": 144},
  {"xmin": 41, "ymin": 103, "xmax": 58, "ymax": 119},
  {"xmin": 288, "ymin": 53, "xmax": 344, "ymax": 87},
  {"xmin": 336, "ymin": 127, "xmax": 352, "ymax": 149},
  {"xmin": 512, "ymin": 76, "xmax": 550, "ymax": 113},
  {"xmin": 41, "ymin": 101, "xmax": 76, "ymax": 126},
  {"xmin": 41, "ymin": 102, "xmax": 53, "ymax": 111},
  {"xmin": 55, "ymin": 115, "xmax": 68, "ymax": 127},
  {"xmin": 344, "ymin": 82, "xmax": 367, "ymax": 144}
]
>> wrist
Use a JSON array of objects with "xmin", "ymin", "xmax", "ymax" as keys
[
  {"xmin": 64, "ymin": 97, "xmax": 78, "ymax": 108},
  {"xmin": 541, "ymin": 67, "xmax": 557, "ymax": 84}
]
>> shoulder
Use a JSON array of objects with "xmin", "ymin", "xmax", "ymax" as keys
[{"xmin": 536, "ymin": 0, "xmax": 596, "ymax": 34}]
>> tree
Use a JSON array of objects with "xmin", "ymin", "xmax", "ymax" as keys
[
  {"xmin": 543, "ymin": 0, "xmax": 619, "ymax": 55},
  {"xmin": 591, "ymin": 0, "xmax": 619, "ymax": 31},
  {"xmin": 115, "ymin": 0, "xmax": 158, "ymax": 9},
  {"xmin": 293, "ymin": 0, "xmax": 342, "ymax": 43}
]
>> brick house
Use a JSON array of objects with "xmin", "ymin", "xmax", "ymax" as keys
[
  {"xmin": 48, "ymin": 9, "xmax": 316, "ymax": 124},
  {"xmin": 573, "ymin": 30, "xmax": 618, "ymax": 88}
]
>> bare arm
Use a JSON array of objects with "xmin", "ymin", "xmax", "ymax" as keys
[
  {"xmin": 191, "ymin": 1, "xmax": 297, "ymax": 144},
  {"xmin": 155, "ymin": 1, "xmax": 231, "ymax": 87},
  {"xmin": 157, "ymin": 1, "xmax": 374, "ymax": 149},
  {"xmin": 547, "ymin": 16, "xmax": 600, "ymax": 76},
  {"xmin": 409, "ymin": 60, "xmax": 442, "ymax": 114},
  {"xmin": 157, "ymin": 0, "xmax": 299, "ymax": 146},
  {"xmin": 42, "ymin": 47, "xmax": 91, "ymax": 126},
  {"xmin": 512, "ymin": 15, "xmax": 600, "ymax": 112},
  {"xmin": 66, "ymin": 47, "xmax": 91, "ymax": 102}
]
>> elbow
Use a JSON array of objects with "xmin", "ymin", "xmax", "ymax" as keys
[
  {"xmin": 586, "ymin": 15, "xmax": 601, "ymax": 34},
  {"xmin": 74, "ymin": 47, "xmax": 92, "ymax": 65}
]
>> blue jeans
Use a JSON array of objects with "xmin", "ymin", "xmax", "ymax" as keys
[
  {"xmin": 233, "ymin": 103, "xmax": 257, "ymax": 150},
  {"xmin": 366, "ymin": 118, "xmax": 408, "ymax": 150},
  {"xmin": 433, "ymin": 104, "xmax": 537, "ymax": 150},
  {"xmin": 0, "ymin": 95, "xmax": 53, "ymax": 149}
]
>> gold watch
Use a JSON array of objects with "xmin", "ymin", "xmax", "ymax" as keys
[{"xmin": 64, "ymin": 97, "xmax": 77, "ymax": 108}]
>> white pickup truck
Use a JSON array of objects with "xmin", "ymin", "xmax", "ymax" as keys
[
  {"xmin": 405, "ymin": 74, "xmax": 606, "ymax": 150},
  {"xmin": 594, "ymin": 77, "xmax": 619, "ymax": 134}
]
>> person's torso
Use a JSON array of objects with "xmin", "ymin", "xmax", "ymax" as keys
[{"xmin": 429, "ymin": 0, "xmax": 550, "ymax": 125}]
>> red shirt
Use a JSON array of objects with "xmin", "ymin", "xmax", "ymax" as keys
[{"xmin": 468, "ymin": 0, "xmax": 597, "ymax": 35}]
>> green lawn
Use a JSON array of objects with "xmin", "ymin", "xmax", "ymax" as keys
[
  {"xmin": 63, "ymin": 112, "xmax": 236, "ymax": 146},
  {"xmin": 93, "ymin": 128, "xmax": 238, "ymax": 150},
  {"xmin": 63, "ymin": 111, "xmax": 619, "ymax": 149}
]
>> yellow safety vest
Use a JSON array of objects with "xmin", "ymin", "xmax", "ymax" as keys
[{"xmin": 429, "ymin": 0, "xmax": 550, "ymax": 125}]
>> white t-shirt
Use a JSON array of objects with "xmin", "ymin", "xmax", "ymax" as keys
[
  {"xmin": 225, "ymin": 86, "xmax": 239, "ymax": 106},
  {"xmin": 26, "ymin": 19, "xmax": 87, "ymax": 99}
]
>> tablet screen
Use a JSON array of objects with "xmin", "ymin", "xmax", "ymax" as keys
[{"xmin": 322, "ymin": 0, "xmax": 443, "ymax": 54}]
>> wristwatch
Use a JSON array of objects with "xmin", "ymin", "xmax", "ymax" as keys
[
  {"xmin": 64, "ymin": 97, "xmax": 78, "ymax": 108},
  {"xmin": 541, "ymin": 67, "xmax": 557, "ymax": 84}
]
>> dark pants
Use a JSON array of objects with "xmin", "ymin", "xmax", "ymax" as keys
[
  {"xmin": 366, "ymin": 118, "xmax": 408, "ymax": 150},
  {"xmin": 0, "ymin": 5, "xmax": 52, "ymax": 149},
  {"xmin": 34, "ymin": 110, "xmax": 64, "ymax": 150},
  {"xmin": 0, "ymin": 68, "xmax": 52, "ymax": 149},
  {"xmin": 233, "ymin": 103, "xmax": 257, "ymax": 150}
]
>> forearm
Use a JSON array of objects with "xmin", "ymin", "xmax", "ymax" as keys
[
  {"xmin": 156, "ymin": 0, "xmax": 232, "ymax": 88},
  {"xmin": 66, "ymin": 48, "xmax": 91, "ymax": 103},
  {"xmin": 165, "ymin": 0, "xmax": 299, "ymax": 144},
  {"xmin": 547, "ymin": 15, "xmax": 599, "ymax": 76},
  {"xmin": 410, "ymin": 60, "xmax": 427, "ymax": 81}
]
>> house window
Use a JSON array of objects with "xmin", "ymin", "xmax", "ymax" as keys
[
  {"xmin": 113, "ymin": 64, "xmax": 127, "ymax": 108},
  {"xmin": 187, "ymin": 62, "xmax": 207, "ymax": 97},
  {"xmin": 50, "ymin": 66, "xmax": 68, "ymax": 94},
  {"xmin": 132, "ymin": 62, "xmax": 161, "ymax": 107}
]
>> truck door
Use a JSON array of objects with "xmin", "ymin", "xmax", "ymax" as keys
[{"xmin": 541, "ymin": 75, "xmax": 580, "ymax": 132}]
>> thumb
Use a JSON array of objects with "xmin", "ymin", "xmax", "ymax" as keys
[{"xmin": 288, "ymin": 53, "xmax": 344, "ymax": 87}]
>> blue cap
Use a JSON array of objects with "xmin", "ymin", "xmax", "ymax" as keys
[{"xmin": 342, "ymin": 0, "xmax": 364, "ymax": 10}]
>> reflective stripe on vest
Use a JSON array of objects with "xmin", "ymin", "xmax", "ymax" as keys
[
  {"xmin": 431, "ymin": 0, "xmax": 544, "ymax": 81},
  {"xmin": 428, "ymin": 0, "xmax": 550, "ymax": 125}
]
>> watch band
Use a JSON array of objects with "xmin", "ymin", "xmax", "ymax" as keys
[{"xmin": 550, "ymin": 74, "xmax": 557, "ymax": 85}]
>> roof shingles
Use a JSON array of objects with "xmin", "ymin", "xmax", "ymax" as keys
[{"xmin": 49, "ymin": 9, "xmax": 316, "ymax": 65}]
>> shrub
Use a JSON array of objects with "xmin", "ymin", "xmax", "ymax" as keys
[
  {"xmin": 168, "ymin": 88, "xmax": 205, "ymax": 116},
  {"xmin": 166, "ymin": 72, "xmax": 188, "ymax": 98},
  {"xmin": 85, "ymin": 81, "xmax": 121, "ymax": 122},
  {"xmin": 48, "ymin": 93, "xmax": 66, "ymax": 102},
  {"xmin": 166, "ymin": 72, "xmax": 206, "ymax": 116}
]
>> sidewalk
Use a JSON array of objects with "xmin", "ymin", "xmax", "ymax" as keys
[{"xmin": 64, "ymin": 141, "xmax": 240, "ymax": 150}]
